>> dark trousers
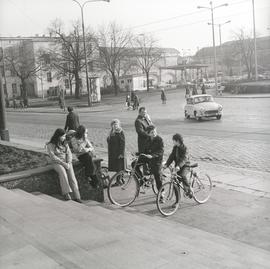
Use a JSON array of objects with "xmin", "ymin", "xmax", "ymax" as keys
[
  {"xmin": 134, "ymin": 155, "xmax": 163, "ymax": 191},
  {"xmin": 177, "ymin": 166, "xmax": 190, "ymax": 191},
  {"xmin": 78, "ymin": 153, "xmax": 95, "ymax": 177}
]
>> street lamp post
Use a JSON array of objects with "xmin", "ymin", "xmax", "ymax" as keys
[
  {"xmin": 0, "ymin": 73, "xmax": 9, "ymax": 141},
  {"xmin": 72, "ymin": 0, "xmax": 110, "ymax": 107},
  {"xmin": 208, "ymin": 20, "xmax": 231, "ymax": 47},
  {"xmin": 252, "ymin": 0, "xmax": 258, "ymax": 80},
  {"xmin": 198, "ymin": 2, "xmax": 228, "ymax": 95}
]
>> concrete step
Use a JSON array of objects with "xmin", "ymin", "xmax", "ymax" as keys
[
  {"xmin": 1, "ymin": 187, "xmax": 269, "ymax": 268},
  {"xmin": 11, "ymin": 188, "xmax": 270, "ymax": 268}
]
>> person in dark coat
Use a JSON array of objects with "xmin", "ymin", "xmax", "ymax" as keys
[
  {"xmin": 135, "ymin": 125, "xmax": 164, "ymax": 191},
  {"xmin": 163, "ymin": 133, "xmax": 192, "ymax": 198},
  {"xmin": 64, "ymin": 106, "xmax": 80, "ymax": 132},
  {"xmin": 135, "ymin": 107, "xmax": 153, "ymax": 154},
  {"xmin": 133, "ymin": 94, "xmax": 139, "ymax": 110},
  {"xmin": 107, "ymin": 119, "xmax": 126, "ymax": 172},
  {"xmin": 161, "ymin": 89, "xmax": 167, "ymax": 104},
  {"xmin": 201, "ymin": 83, "xmax": 206, "ymax": 94}
]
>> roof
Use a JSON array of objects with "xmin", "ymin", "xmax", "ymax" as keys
[{"xmin": 160, "ymin": 63, "xmax": 208, "ymax": 70}]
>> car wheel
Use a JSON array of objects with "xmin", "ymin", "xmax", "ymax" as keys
[
  {"xmin": 185, "ymin": 111, "xmax": 190, "ymax": 119},
  {"xmin": 194, "ymin": 111, "xmax": 201, "ymax": 121},
  {"xmin": 216, "ymin": 115, "xmax": 222, "ymax": 120}
]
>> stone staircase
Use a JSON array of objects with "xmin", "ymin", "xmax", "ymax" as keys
[{"xmin": 0, "ymin": 186, "xmax": 269, "ymax": 269}]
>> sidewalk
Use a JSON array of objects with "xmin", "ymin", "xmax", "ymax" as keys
[{"xmin": 9, "ymin": 136, "xmax": 270, "ymax": 199}]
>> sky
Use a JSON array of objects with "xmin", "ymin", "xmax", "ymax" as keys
[{"xmin": 0, "ymin": 0, "xmax": 269, "ymax": 54}]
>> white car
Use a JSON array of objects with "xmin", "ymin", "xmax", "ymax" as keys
[{"xmin": 184, "ymin": 94, "xmax": 222, "ymax": 121}]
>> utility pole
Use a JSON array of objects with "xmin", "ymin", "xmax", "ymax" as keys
[{"xmin": 198, "ymin": 2, "xmax": 228, "ymax": 95}]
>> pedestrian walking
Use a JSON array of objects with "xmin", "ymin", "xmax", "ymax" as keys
[
  {"xmin": 58, "ymin": 89, "xmax": 66, "ymax": 112},
  {"xmin": 201, "ymin": 83, "xmax": 206, "ymax": 94},
  {"xmin": 133, "ymin": 93, "xmax": 139, "ymax": 110},
  {"xmin": 64, "ymin": 106, "xmax": 80, "ymax": 132},
  {"xmin": 71, "ymin": 125, "xmax": 98, "ymax": 188},
  {"xmin": 12, "ymin": 95, "xmax": 17, "ymax": 109},
  {"xmin": 107, "ymin": 119, "xmax": 126, "ymax": 172},
  {"xmin": 5, "ymin": 95, "xmax": 9, "ymax": 108},
  {"xmin": 125, "ymin": 94, "xmax": 131, "ymax": 110},
  {"xmin": 185, "ymin": 85, "xmax": 190, "ymax": 99},
  {"xmin": 192, "ymin": 85, "xmax": 198, "ymax": 95},
  {"xmin": 135, "ymin": 107, "xmax": 153, "ymax": 154},
  {"xmin": 46, "ymin": 128, "xmax": 82, "ymax": 203},
  {"xmin": 161, "ymin": 89, "xmax": 167, "ymax": 104}
]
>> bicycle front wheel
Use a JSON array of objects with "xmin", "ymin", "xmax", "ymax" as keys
[
  {"xmin": 107, "ymin": 170, "xmax": 139, "ymax": 207},
  {"xmin": 191, "ymin": 172, "xmax": 212, "ymax": 204},
  {"xmin": 156, "ymin": 182, "xmax": 180, "ymax": 216}
]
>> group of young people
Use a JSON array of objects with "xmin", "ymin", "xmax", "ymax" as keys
[
  {"xmin": 46, "ymin": 105, "xmax": 192, "ymax": 203},
  {"xmin": 134, "ymin": 107, "xmax": 193, "ymax": 198}
]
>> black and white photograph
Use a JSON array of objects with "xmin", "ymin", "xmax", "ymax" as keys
[{"xmin": 0, "ymin": 0, "xmax": 270, "ymax": 268}]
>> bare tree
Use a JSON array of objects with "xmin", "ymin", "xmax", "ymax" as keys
[
  {"xmin": 233, "ymin": 29, "xmax": 255, "ymax": 79},
  {"xmin": 96, "ymin": 23, "xmax": 132, "ymax": 95},
  {"xmin": 46, "ymin": 19, "xmax": 94, "ymax": 98},
  {"xmin": 4, "ymin": 41, "xmax": 40, "ymax": 101},
  {"xmin": 132, "ymin": 34, "xmax": 162, "ymax": 91}
]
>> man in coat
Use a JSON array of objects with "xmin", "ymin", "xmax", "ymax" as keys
[
  {"xmin": 64, "ymin": 106, "xmax": 80, "ymax": 132},
  {"xmin": 135, "ymin": 107, "xmax": 152, "ymax": 154}
]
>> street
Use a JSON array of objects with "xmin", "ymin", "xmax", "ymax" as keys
[{"xmin": 6, "ymin": 90, "xmax": 270, "ymax": 172}]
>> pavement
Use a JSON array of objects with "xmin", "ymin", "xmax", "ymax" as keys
[
  {"xmin": 5, "ymin": 91, "xmax": 270, "ymax": 114},
  {"xmin": 9, "ymin": 136, "xmax": 270, "ymax": 199}
]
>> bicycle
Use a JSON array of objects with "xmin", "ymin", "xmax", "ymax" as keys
[
  {"xmin": 107, "ymin": 153, "xmax": 160, "ymax": 207},
  {"xmin": 156, "ymin": 163, "xmax": 212, "ymax": 216}
]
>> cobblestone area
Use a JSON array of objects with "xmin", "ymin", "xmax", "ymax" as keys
[
  {"xmin": 9, "ymin": 122, "xmax": 269, "ymax": 172},
  {"xmin": 7, "ymin": 90, "xmax": 270, "ymax": 173}
]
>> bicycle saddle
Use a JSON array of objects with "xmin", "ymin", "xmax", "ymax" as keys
[{"xmin": 187, "ymin": 163, "xmax": 198, "ymax": 168}]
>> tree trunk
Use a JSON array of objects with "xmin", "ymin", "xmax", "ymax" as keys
[
  {"xmin": 69, "ymin": 78, "xmax": 73, "ymax": 96},
  {"xmin": 20, "ymin": 79, "xmax": 27, "ymax": 99},
  {"xmin": 74, "ymin": 72, "xmax": 80, "ymax": 99},
  {"xmin": 146, "ymin": 71, "xmax": 150, "ymax": 92},
  {"xmin": 111, "ymin": 72, "xmax": 118, "ymax": 96}
]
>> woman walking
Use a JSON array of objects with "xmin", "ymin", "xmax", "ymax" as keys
[
  {"xmin": 47, "ymin": 128, "xmax": 82, "ymax": 203},
  {"xmin": 71, "ymin": 125, "xmax": 98, "ymax": 188},
  {"xmin": 107, "ymin": 119, "xmax": 126, "ymax": 174},
  {"xmin": 161, "ymin": 89, "xmax": 167, "ymax": 104}
]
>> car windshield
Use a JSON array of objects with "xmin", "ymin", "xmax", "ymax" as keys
[{"xmin": 194, "ymin": 96, "xmax": 214, "ymax": 104}]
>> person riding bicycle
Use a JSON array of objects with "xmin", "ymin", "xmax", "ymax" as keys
[
  {"xmin": 163, "ymin": 133, "xmax": 193, "ymax": 198},
  {"xmin": 134, "ymin": 125, "xmax": 164, "ymax": 191}
]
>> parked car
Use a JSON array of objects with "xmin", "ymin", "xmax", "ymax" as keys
[{"xmin": 184, "ymin": 94, "xmax": 223, "ymax": 121}]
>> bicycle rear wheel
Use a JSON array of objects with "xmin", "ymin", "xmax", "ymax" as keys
[
  {"xmin": 191, "ymin": 172, "xmax": 212, "ymax": 204},
  {"xmin": 107, "ymin": 170, "xmax": 139, "ymax": 207},
  {"xmin": 156, "ymin": 182, "xmax": 180, "ymax": 216},
  {"xmin": 100, "ymin": 166, "xmax": 110, "ymax": 188}
]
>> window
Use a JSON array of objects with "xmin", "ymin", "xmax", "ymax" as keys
[
  {"xmin": 12, "ymin": 83, "xmax": 17, "ymax": 94},
  {"xmin": 187, "ymin": 98, "xmax": 193, "ymax": 105},
  {"xmin": 121, "ymin": 80, "xmax": 124, "ymax": 84},
  {"xmin": 47, "ymin": 72, "xmax": 52, "ymax": 82},
  {"xmin": 127, "ymin": 79, "xmax": 132, "ymax": 83},
  {"xmin": 44, "ymin": 54, "xmax": 50, "ymax": 64},
  {"xmin": 88, "ymin": 61, "xmax": 94, "ymax": 71},
  {"xmin": 64, "ymin": 79, "xmax": 69, "ymax": 89}
]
